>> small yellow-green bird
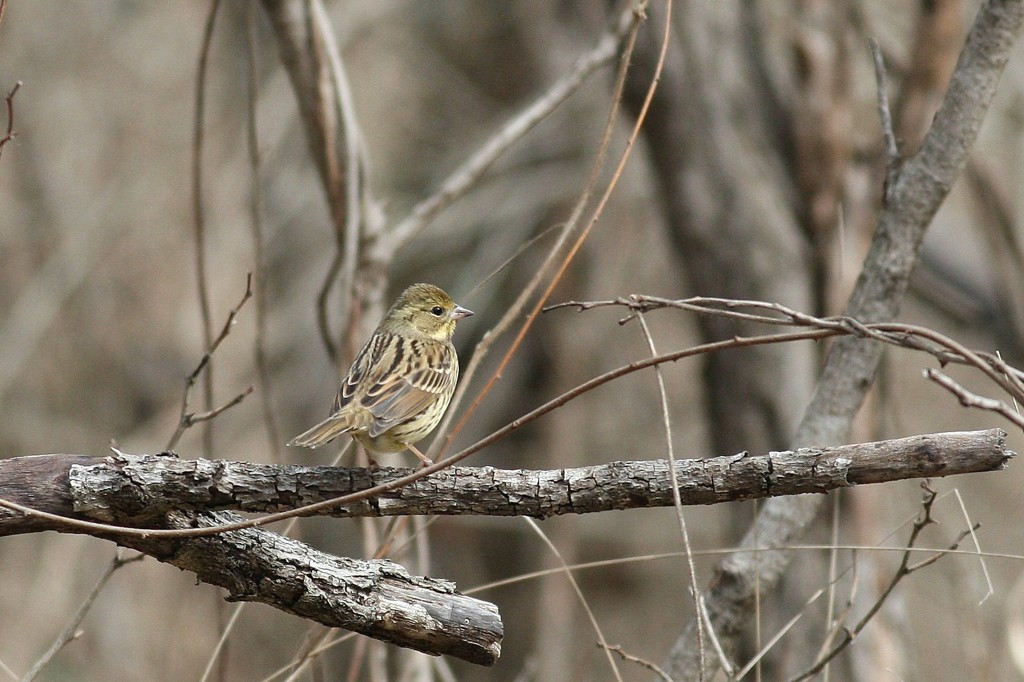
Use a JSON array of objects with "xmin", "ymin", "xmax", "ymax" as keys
[{"xmin": 289, "ymin": 283, "xmax": 473, "ymax": 465}]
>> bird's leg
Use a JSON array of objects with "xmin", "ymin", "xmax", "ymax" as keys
[
  {"xmin": 406, "ymin": 444, "xmax": 433, "ymax": 468},
  {"xmin": 360, "ymin": 443, "xmax": 380, "ymax": 471}
]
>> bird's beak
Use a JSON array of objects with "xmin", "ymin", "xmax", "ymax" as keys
[{"xmin": 450, "ymin": 304, "xmax": 474, "ymax": 321}]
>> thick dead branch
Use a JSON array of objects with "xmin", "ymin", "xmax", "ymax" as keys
[
  {"xmin": 0, "ymin": 453, "xmax": 502, "ymax": 665},
  {"xmin": 0, "ymin": 429, "xmax": 1011, "ymax": 665},
  {"xmin": 60, "ymin": 430, "xmax": 1017, "ymax": 521},
  {"xmin": 0, "ymin": 430, "xmax": 1009, "ymax": 531},
  {"xmin": 142, "ymin": 511, "xmax": 501, "ymax": 666}
]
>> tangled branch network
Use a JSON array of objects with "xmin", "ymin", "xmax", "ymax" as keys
[{"xmin": 545, "ymin": 294, "xmax": 1024, "ymax": 430}]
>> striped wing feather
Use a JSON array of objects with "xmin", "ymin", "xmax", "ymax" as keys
[{"xmin": 335, "ymin": 331, "xmax": 456, "ymax": 438}]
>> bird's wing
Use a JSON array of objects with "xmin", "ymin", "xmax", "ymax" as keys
[
  {"xmin": 334, "ymin": 332, "xmax": 456, "ymax": 438},
  {"xmin": 332, "ymin": 332, "xmax": 389, "ymax": 413}
]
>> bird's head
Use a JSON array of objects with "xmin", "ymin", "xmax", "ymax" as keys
[{"xmin": 381, "ymin": 283, "xmax": 473, "ymax": 342}]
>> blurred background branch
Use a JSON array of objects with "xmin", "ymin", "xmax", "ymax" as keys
[{"xmin": 648, "ymin": 0, "xmax": 1024, "ymax": 676}]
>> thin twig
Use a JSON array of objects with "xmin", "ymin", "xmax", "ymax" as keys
[
  {"xmin": 315, "ymin": 0, "xmax": 367, "ymax": 330},
  {"xmin": 205, "ymin": 492, "xmax": 319, "ymax": 681},
  {"xmin": 383, "ymin": 2, "xmax": 649, "ymax": 255},
  {"xmin": 603, "ymin": 644, "xmax": 673, "ymax": 682},
  {"xmin": 429, "ymin": 1, "xmax": 651, "ymax": 458},
  {"xmin": 951, "ymin": 487, "xmax": 993, "ymax": 605},
  {"xmin": 696, "ymin": 593, "xmax": 734, "ymax": 675},
  {"xmin": 546, "ymin": 295, "xmax": 1024, "ymax": 411},
  {"xmin": 463, "ymin": 222, "xmax": 564, "ymax": 301},
  {"xmin": 790, "ymin": 485, "xmax": 977, "ymax": 681},
  {"xmin": 198, "ymin": 602, "xmax": 246, "ymax": 682},
  {"xmin": 892, "ymin": 320, "xmax": 1024, "ymax": 402},
  {"xmin": 822, "ymin": 494, "xmax": 843, "ymax": 676},
  {"xmin": 278, "ymin": 629, "xmax": 334, "ymax": 682},
  {"xmin": 925, "ymin": 368, "xmax": 1024, "ymax": 430},
  {"xmin": 466, "ymin": 538, "xmax": 1020, "ymax": 597},
  {"xmin": 438, "ymin": 0, "xmax": 659, "ymax": 455},
  {"xmin": 636, "ymin": 312, "xmax": 705, "ymax": 676},
  {"xmin": 736, "ymin": 558, "xmax": 860, "ymax": 679},
  {"xmin": 193, "ymin": 0, "xmax": 222, "ymax": 457},
  {"xmin": 307, "ymin": 0, "xmax": 372, "ymax": 366},
  {"xmin": 21, "ymin": 552, "xmax": 144, "ymax": 682},
  {"xmin": 997, "ymin": 350, "xmax": 1023, "ymax": 413},
  {"xmin": 523, "ymin": 517, "xmax": 623, "ymax": 682},
  {"xmin": 0, "ymin": 81, "xmax": 22, "ymax": 159},
  {"xmin": 245, "ymin": 5, "xmax": 282, "ymax": 457},
  {"xmin": 166, "ymin": 275, "xmax": 255, "ymax": 450},
  {"xmin": 869, "ymin": 38, "xmax": 900, "ymax": 182},
  {"xmin": 257, "ymin": 631, "xmax": 358, "ymax": 682},
  {"xmin": 315, "ymin": 252, "xmax": 343, "ymax": 363},
  {"xmin": 181, "ymin": 386, "xmax": 255, "ymax": 428}
]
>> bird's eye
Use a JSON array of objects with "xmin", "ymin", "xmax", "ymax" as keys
[{"xmin": 430, "ymin": 306, "xmax": 445, "ymax": 316}]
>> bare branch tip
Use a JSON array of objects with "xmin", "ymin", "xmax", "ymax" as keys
[
  {"xmin": 868, "ymin": 37, "xmax": 900, "ymax": 179},
  {"xmin": 632, "ymin": 0, "xmax": 649, "ymax": 22},
  {"xmin": 0, "ymin": 80, "xmax": 23, "ymax": 157}
]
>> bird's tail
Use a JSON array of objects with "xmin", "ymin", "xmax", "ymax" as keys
[{"xmin": 287, "ymin": 415, "xmax": 353, "ymax": 448}]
